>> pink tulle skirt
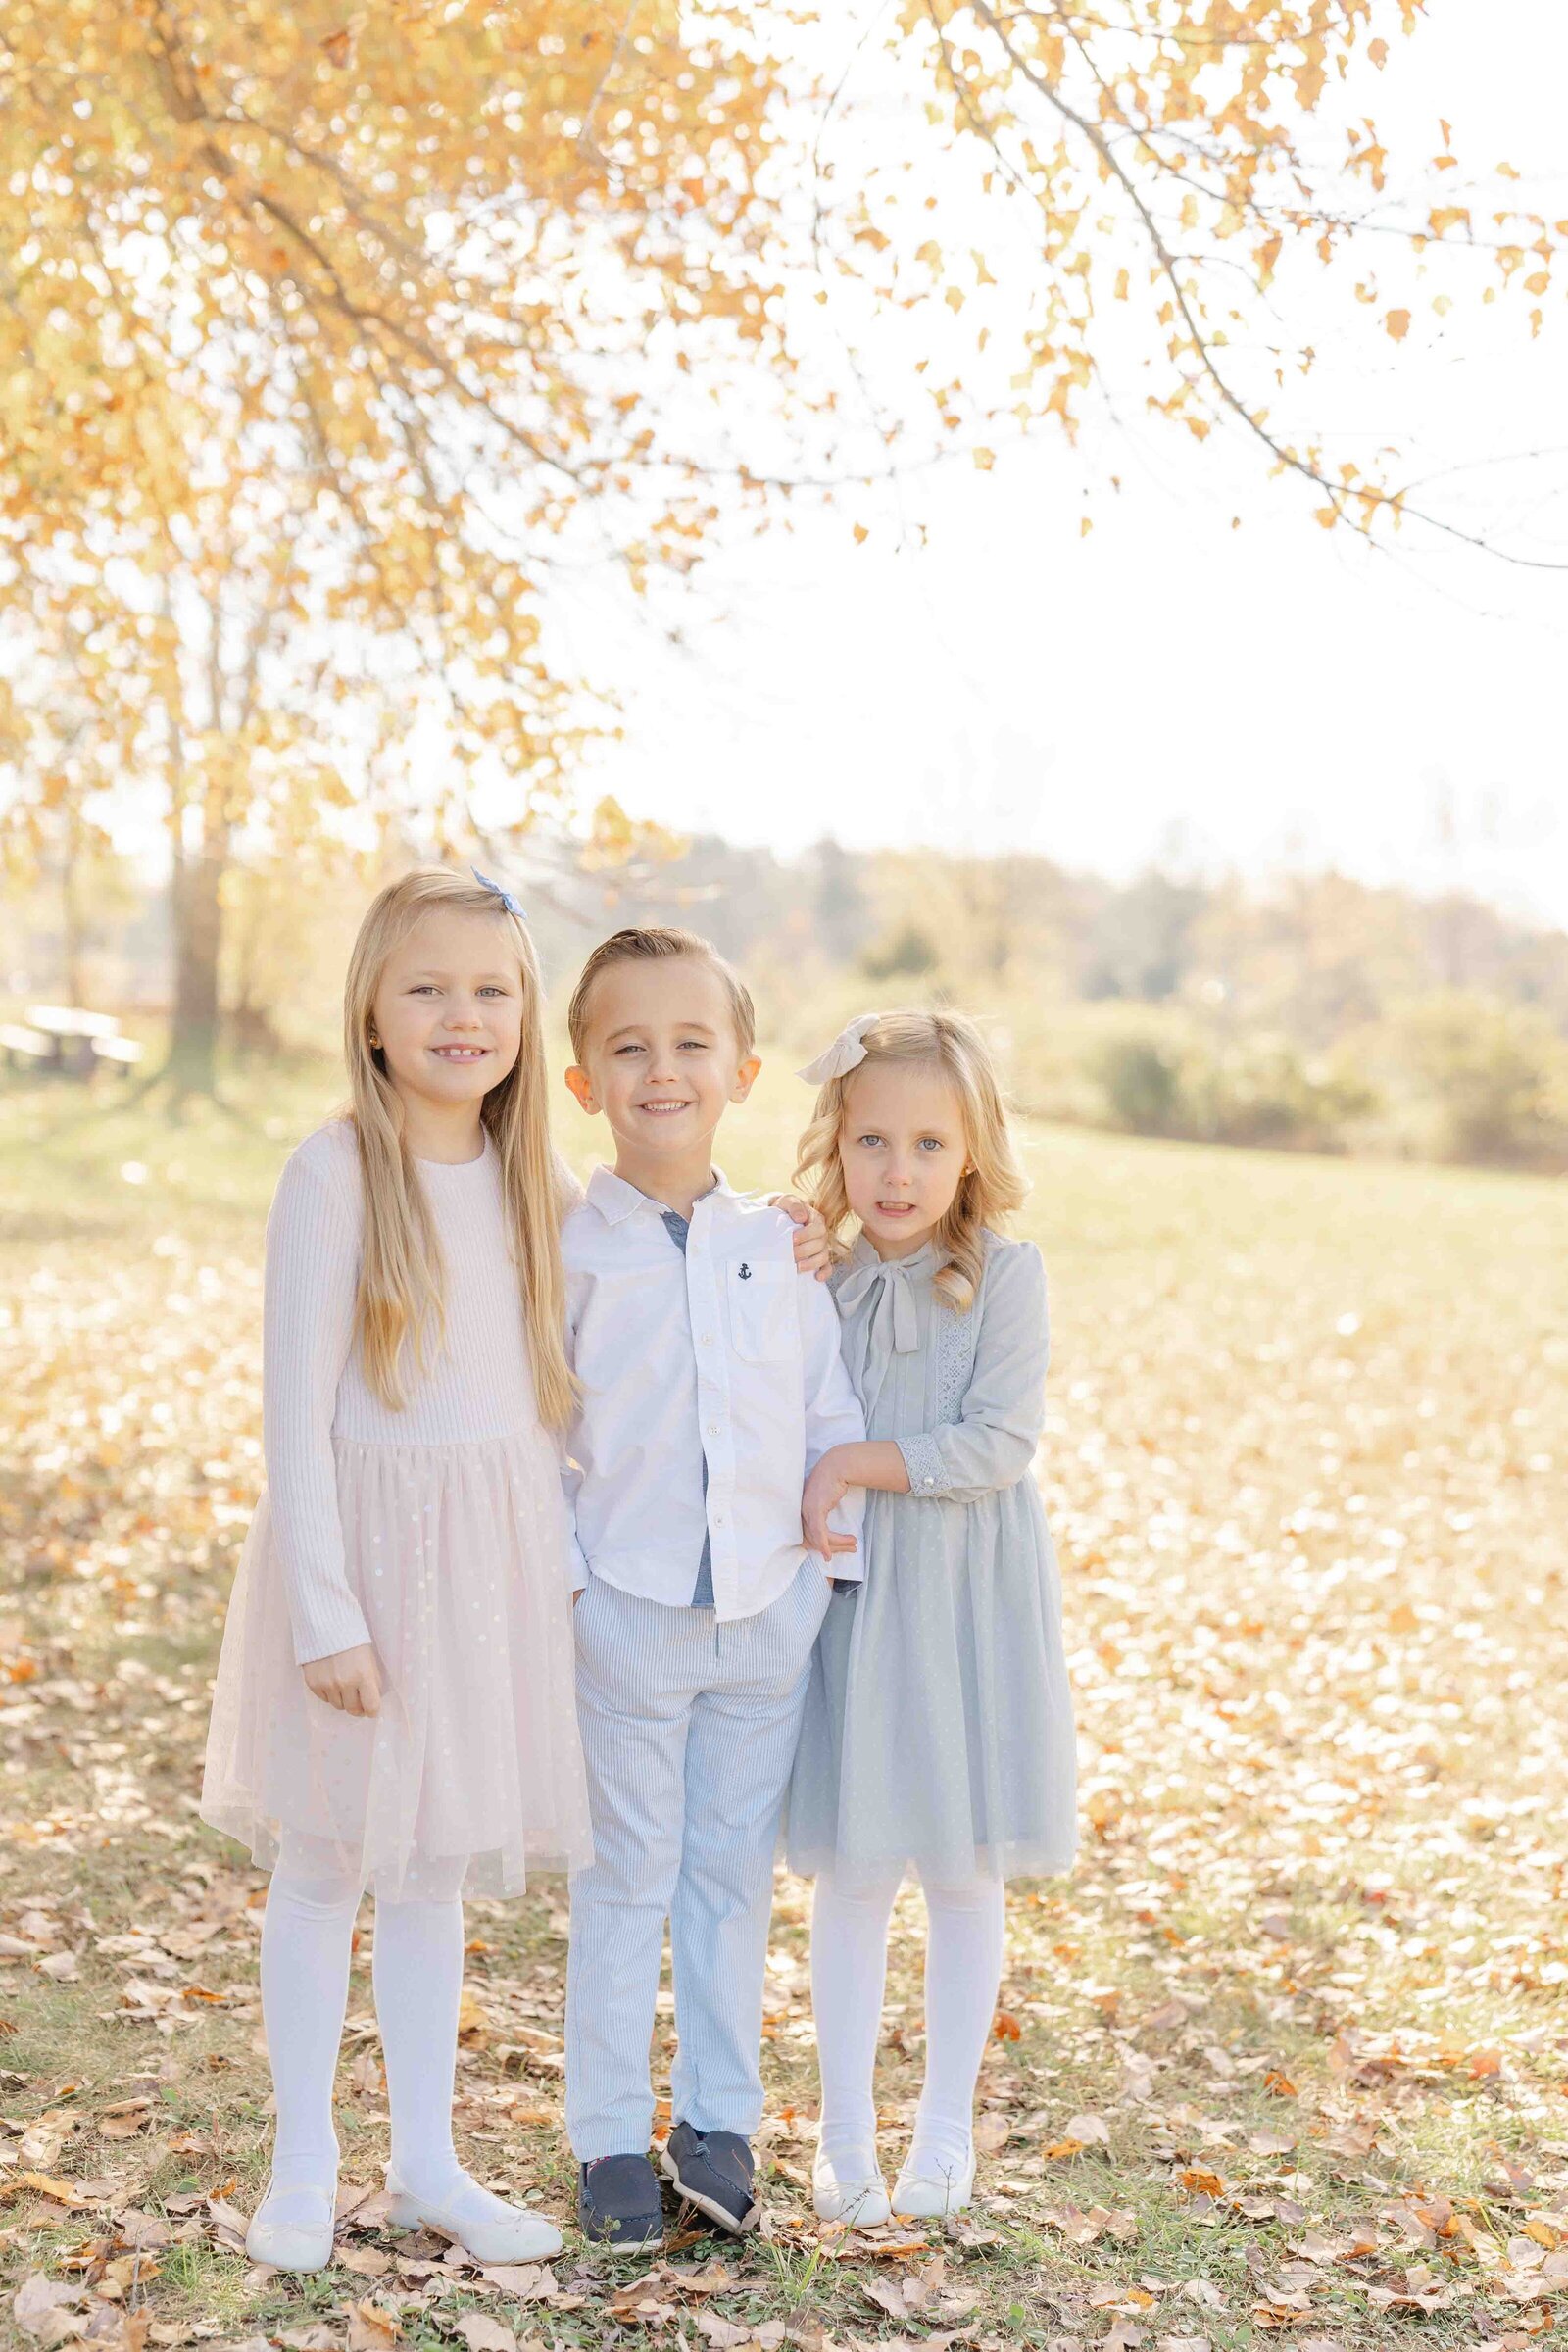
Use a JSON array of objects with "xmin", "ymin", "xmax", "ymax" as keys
[{"xmin": 201, "ymin": 1432, "xmax": 594, "ymax": 1897}]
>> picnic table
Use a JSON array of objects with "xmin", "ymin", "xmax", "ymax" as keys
[{"xmin": 0, "ymin": 1006, "xmax": 144, "ymax": 1079}]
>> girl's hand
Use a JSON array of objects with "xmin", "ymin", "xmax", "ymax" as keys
[
  {"xmin": 302, "ymin": 1644, "xmax": 382, "ymax": 1717},
  {"xmin": 803, "ymin": 1449, "xmax": 860, "ymax": 1565},
  {"xmin": 773, "ymin": 1193, "xmax": 833, "ymax": 1281}
]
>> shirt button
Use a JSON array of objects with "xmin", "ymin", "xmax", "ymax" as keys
[
  {"xmin": 714, "ymin": 1513, "xmax": 726, "ymax": 1527},
  {"xmin": 708, "ymin": 1423, "xmax": 720, "ymax": 1437},
  {"xmin": 700, "ymin": 1331, "xmax": 714, "ymax": 1344}
]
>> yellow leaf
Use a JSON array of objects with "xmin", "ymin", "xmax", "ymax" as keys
[
  {"xmin": 972, "ymin": 448, "xmax": 995, "ymax": 470},
  {"xmin": 852, "ymin": 522, "xmax": 869, "ymax": 545},
  {"xmin": 4, "ymin": 2172, "xmax": 99, "ymax": 2208},
  {"xmin": 1079, "ymin": 515, "xmax": 1093, "ymax": 537},
  {"xmin": 1384, "ymin": 308, "xmax": 1411, "ymax": 340}
]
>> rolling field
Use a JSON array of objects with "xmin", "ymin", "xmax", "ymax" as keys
[{"xmin": 1, "ymin": 1057, "xmax": 1565, "ymax": 2351}]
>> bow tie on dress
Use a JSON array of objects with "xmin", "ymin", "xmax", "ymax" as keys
[{"xmin": 835, "ymin": 1252, "xmax": 922, "ymax": 1405}]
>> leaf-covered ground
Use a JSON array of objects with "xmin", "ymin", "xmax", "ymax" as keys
[{"xmin": 1, "ymin": 1065, "xmax": 1565, "ymax": 2352}]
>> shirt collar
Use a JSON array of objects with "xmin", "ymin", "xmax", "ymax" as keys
[
  {"xmin": 848, "ymin": 1230, "xmax": 940, "ymax": 1276},
  {"xmin": 585, "ymin": 1164, "xmax": 735, "ymax": 1226}
]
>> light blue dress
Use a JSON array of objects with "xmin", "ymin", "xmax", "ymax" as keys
[{"xmin": 787, "ymin": 1230, "xmax": 1077, "ymax": 1888}]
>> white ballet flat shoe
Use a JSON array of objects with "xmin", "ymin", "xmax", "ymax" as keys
[
  {"xmin": 892, "ymin": 2142, "xmax": 976, "ymax": 2221},
  {"xmin": 812, "ymin": 2145, "xmax": 892, "ymax": 2227},
  {"xmin": 385, "ymin": 2172, "xmax": 563, "ymax": 2263},
  {"xmin": 245, "ymin": 2182, "xmax": 336, "ymax": 2272}
]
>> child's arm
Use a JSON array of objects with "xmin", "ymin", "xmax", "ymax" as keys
[
  {"xmin": 802, "ymin": 1440, "xmax": 907, "ymax": 1556},
  {"xmin": 796, "ymin": 1271, "xmax": 868, "ymax": 1568},
  {"xmin": 898, "ymin": 1242, "xmax": 1049, "ymax": 1503},
  {"xmin": 262, "ymin": 1146, "xmax": 377, "ymax": 1679},
  {"xmin": 802, "ymin": 1248, "xmax": 1049, "ymax": 1544},
  {"xmin": 560, "ymin": 1454, "xmax": 590, "ymax": 1599},
  {"xmin": 558, "ymin": 1291, "xmax": 590, "ymax": 1599}
]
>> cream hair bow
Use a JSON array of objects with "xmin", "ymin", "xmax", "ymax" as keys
[{"xmin": 795, "ymin": 1011, "xmax": 880, "ymax": 1088}]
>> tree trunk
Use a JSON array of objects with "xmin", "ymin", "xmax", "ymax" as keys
[
  {"xmin": 168, "ymin": 847, "xmax": 224, "ymax": 1095},
  {"xmin": 62, "ymin": 853, "xmax": 87, "ymax": 1007}
]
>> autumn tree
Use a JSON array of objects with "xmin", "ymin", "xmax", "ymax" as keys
[
  {"xmin": 0, "ymin": 622, "xmax": 133, "ymax": 1006},
  {"xmin": 0, "ymin": 1, "xmax": 789, "ymax": 1092},
  {"xmin": 3, "ymin": 2, "xmax": 1561, "ymax": 1094},
  {"xmin": 813, "ymin": 1, "xmax": 1564, "ymax": 554}
]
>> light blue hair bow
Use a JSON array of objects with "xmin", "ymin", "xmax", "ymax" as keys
[{"xmin": 471, "ymin": 867, "xmax": 525, "ymax": 919}]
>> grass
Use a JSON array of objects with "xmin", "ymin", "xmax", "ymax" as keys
[{"xmin": 0, "ymin": 1051, "xmax": 1566, "ymax": 2350}]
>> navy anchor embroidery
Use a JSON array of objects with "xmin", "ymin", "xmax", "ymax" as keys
[{"xmin": 738, "ymin": 1262, "xmax": 753, "ymax": 1279}]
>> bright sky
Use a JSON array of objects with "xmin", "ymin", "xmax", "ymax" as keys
[{"xmin": 561, "ymin": 2, "xmax": 1568, "ymax": 926}]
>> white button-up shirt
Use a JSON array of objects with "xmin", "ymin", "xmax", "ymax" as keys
[{"xmin": 561, "ymin": 1166, "xmax": 866, "ymax": 1619}]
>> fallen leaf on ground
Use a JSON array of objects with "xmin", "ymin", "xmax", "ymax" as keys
[
  {"xmin": 9, "ymin": 2172, "xmax": 103, "ymax": 2210},
  {"xmin": 113, "ymin": 2213, "xmax": 172, "ymax": 2251},
  {"xmin": 453, "ymin": 2318, "xmax": 516, "ymax": 2352},
  {"xmin": 337, "ymin": 2244, "xmax": 392, "ymax": 2278},
  {"xmin": 476, "ymin": 2262, "xmax": 557, "ymax": 2297},
  {"xmin": 98, "ymin": 2254, "xmax": 159, "ymax": 2299},
  {"xmin": 203, "ymin": 2195, "xmax": 250, "ymax": 2252},
  {"xmin": 13, "ymin": 2275, "xmax": 91, "ymax": 2345},
  {"xmin": 691, "ymin": 2317, "xmax": 753, "ymax": 2349},
  {"xmin": 346, "ymin": 2304, "xmax": 402, "ymax": 2352},
  {"xmin": 99, "ymin": 2102, "xmax": 153, "ymax": 2141},
  {"xmin": 18, "ymin": 2113, "xmax": 76, "ymax": 2168},
  {"xmin": 1039, "ymin": 2202, "xmax": 1138, "ymax": 2246}
]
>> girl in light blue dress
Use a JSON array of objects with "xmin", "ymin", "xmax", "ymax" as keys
[{"xmin": 786, "ymin": 1009, "xmax": 1076, "ymax": 2225}]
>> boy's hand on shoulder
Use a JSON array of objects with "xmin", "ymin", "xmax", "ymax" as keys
[
  {"xmin": 772, "ymin": 1192, "xmax": 833, "ymax": 1281},
  {"xmin": 803, "ymin": 1446, "xmax": 860, "ymax": 1565},
  {"xmin": 302, "ymin": 1643, "xmax": 382, "ymax": 1717}
]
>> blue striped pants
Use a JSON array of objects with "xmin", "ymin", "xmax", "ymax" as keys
[{"xmin": 565, "ymin": 1563, "xmax": 830, "ymax": 2160}]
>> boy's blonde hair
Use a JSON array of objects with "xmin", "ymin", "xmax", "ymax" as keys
[
  {"xmin": 793, "ymin": 1009, "xmax": 1026, "ymax": 1310},
  {"xmin": 567, "ymin": 925, "xmax": 756, "ymax": 1063},
  {"xmin": 342, "ymin": 867, "xmax": 575, "ymax": 1427}
]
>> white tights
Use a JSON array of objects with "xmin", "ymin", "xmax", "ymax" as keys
[
  {"xmin": 810, "ymin": 1872, "xmax": 1006, "ymax": 2179},
  {"xmin": 258, "ymin": 1853, "xmax": 505, "ymax": 2228}
]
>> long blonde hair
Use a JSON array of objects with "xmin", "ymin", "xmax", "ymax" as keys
[
  {"xmin": 342, "ymin": 867, "xmax": 575, "ymax": 1426},
  {"xmin": 793, "ymin": 1009, "xmax": 1027, "ymax": 1309}
]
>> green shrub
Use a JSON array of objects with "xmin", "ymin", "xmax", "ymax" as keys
[
  {"xmin": 1380, "ymin": 991, "xmax": 1568, "ymax": 1165},
  {"xmin": 1097, "ymin": 1035, "xmax": 1184, "ymax": 1134}
]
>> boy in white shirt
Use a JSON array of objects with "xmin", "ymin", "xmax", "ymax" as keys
[{"xmin": 561, "ymin": 925, "xmax": 865, "ymax": 2249}]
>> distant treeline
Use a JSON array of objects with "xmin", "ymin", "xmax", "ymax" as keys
[
  {"xmin": 609, "ymin": 837, "xmax": 1568, "ymax": 1170},
  {"xmin": 6, "ymin": 831, "xmax": 1566, "ymax": 1169}
]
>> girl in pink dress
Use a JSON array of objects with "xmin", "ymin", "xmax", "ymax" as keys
[{"xmin": 202, "ymin": 867, "xmax": 592, "ymax": 2272}]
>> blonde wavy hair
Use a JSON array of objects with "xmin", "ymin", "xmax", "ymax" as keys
[
  {"xmin": 793, "ymin": 1009, "xmax": 1027, "ymax": 1310},
  {"xmin": 341, "ymin": 867, "xmax": 574, "ymax": 1426}
]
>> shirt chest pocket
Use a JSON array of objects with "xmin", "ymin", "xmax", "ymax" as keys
[{"xmin": 724, "ymin": 1260, "xmax": 796, "ymax": 1363}]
